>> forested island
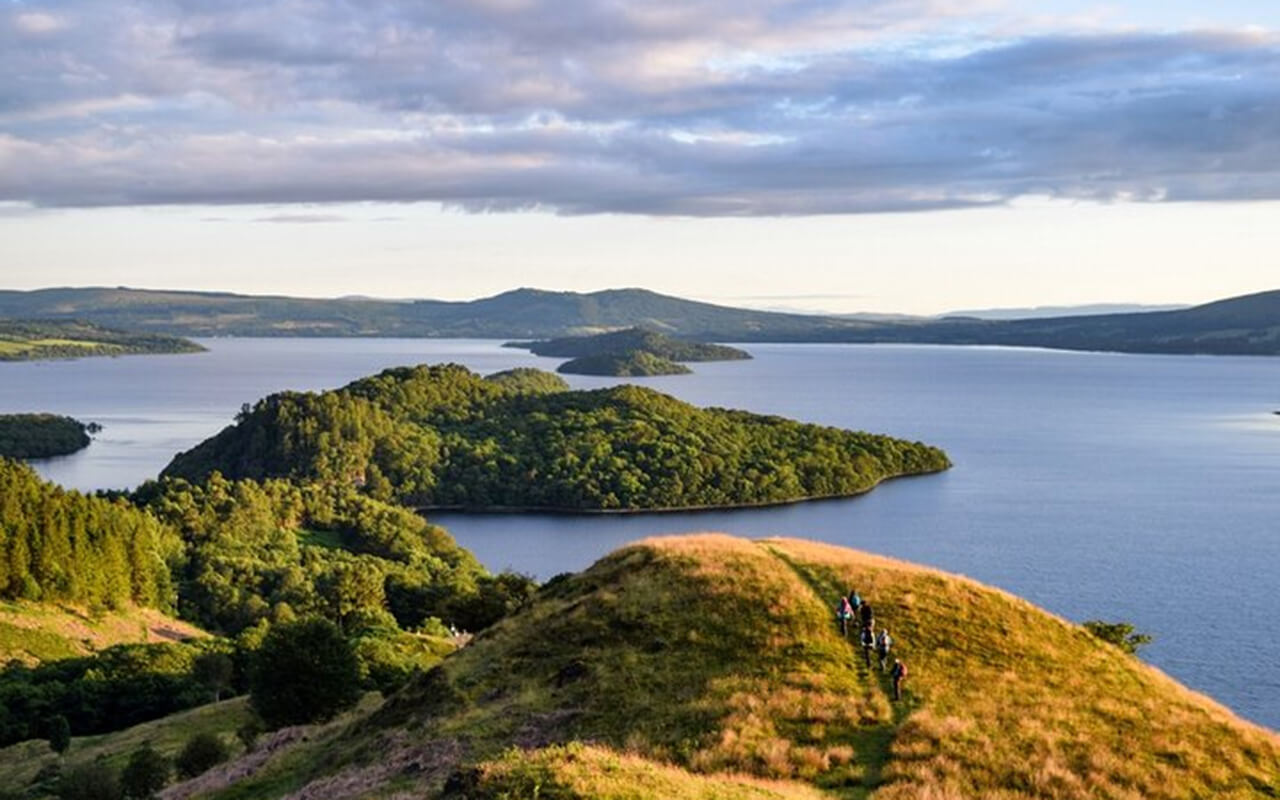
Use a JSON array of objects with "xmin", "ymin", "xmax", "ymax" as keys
[
  {"xmin": 506, "ymin": 327, "xmax": 750, "ymax": 376},
  {"xmin": 0, "ymin": 320, "xmax": 204, "ymax": 362},
  {"xmin": 558, "ymin": 351, "xmax": 692, "ymax": 376},
  {"xmin": 162, "ymin": 364, "xmax": 949, "ymax": 511},
  {"xmin": 0, "ymin": 414, "xmax": 97, "ymax": 459}
]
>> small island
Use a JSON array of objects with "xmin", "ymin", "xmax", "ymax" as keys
[
  {"xmin": 558, "ymin": 351, "xmax": 692, "ymax": 376},
  {"xmin": 0, "ymin": 320, "xmax": 205, "ymax": 362},
  {"xmin": 506, "ymin": 327, "xmax": 750, "ymax": 376},
  {"xmin": 0, "ymin": 413, "xmax": 99, "ymax": 459}
]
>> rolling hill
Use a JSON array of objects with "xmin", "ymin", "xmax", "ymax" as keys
[
  {"xmin": 2, "ymin": 285, "xmax": 1278, "ymax": 355},
  {"xmin": 135, "ymin": 533, "xmax": 1280, "ymax": 799}
]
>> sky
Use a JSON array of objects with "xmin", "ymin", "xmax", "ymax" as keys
[{"xmin": 2, "ymin": 0, "xmax": 1278, "ymax": 315}]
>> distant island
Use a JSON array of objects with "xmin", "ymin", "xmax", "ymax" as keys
[
  {"xmin": 0, "ymin": 320, "xmax": 205, "ymax": 362},
  {"xmin": 3, "ymin": 285, "xmax": 1279, "ymax": 356},
  {"xmin": 559, "ymin": 351, "xmax": 692, "ymax": 376},
  {"xmin": 507, "ymin": 328, "xmax": 750, "ymax": 376},
  {"xmin": 162, "ymin": 364, "xmax": 950, "ymax": 511},
  {"xmin": 0, "ymin": 413, "xmax": 98, "ymax": 459}
]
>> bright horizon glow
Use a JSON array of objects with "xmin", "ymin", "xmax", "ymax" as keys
[{"xmin": 3, "ymin": 197, "xmax": 1277, "ymax": 316}]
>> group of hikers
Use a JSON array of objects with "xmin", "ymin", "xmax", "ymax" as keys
[{"xmin": 837, "ymin": 589, "xmax": 908, "ymax": 701}]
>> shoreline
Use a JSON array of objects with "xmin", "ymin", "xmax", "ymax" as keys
[{"xmin": 414, "ymin": 465, "xmax": 948, "ymax": 517}]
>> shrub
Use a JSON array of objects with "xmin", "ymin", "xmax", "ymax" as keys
[
  {"xmin": 46, "ymin": 714, "xmax": 71, "ymax": 754},
  {"xmin": 56, "ymin": 761, "xmax": 122, "ymax": 800},
  {"xmin": 174, "ymin": 732, "xmax": 229, "ymax": 780},
  {"xmin": 1083, "ymin": 620, "xmax": 1153, "ymax": 655},
  {"xmin": 121, "ymin": 743, "xmax": 170, "ymax": 799}
]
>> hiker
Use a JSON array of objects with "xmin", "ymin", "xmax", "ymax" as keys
[
  {"xmin": 876, "ymin": 628, "xmax": 893, "ymax": 671},
  {"xmin": 836, "ymin": 596, "xmax": 854, "ymax": 636},
  {"xmin": 890, "ymin": 658, "xmax": 907, "ymax": 701},
  {"xmin": 859, "ymin": 624, "xmax": 875, "ymax": 668},
  {"xmin": 859, "ymin": 600, "xmax": 874, "ymax": 631},
  {"xmin": 848, "ymin": 589, "xmax": 862, "ymax": 618}
]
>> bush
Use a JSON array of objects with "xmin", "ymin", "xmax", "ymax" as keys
[
  {"xmin": 174, "ymin": 732, "xmax": 229, "ymax": 780},
  {"xmin": 46, "ymin": 714, "xmax": 71, "ymax": 754},
  {"xmin": 121, "ymin": 743, "xmax": 170, "ymax": 799},
  {"xmin": 249, "ymin": 618, "xmax": 362, "ymax": 729},
  {"xmin": 56, "ymin": 761, "xmax": 122, "ymax": 800},
  {"xmin": 1084, "ymin": 620, "xmax": 1153, "ymax": 655}
]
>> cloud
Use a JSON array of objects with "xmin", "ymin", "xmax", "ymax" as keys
[
  {"xmin": 253, "ymin": 213, "xmax": 349, "ymax": 224},
  {"xmin": 1, "ymin": 1, "xmax": 1278, "ymax": 215}
]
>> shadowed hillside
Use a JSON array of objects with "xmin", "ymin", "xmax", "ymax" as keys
[{"xmin": 181, "ymin": 534, "xmax": 1280, "ymax": 799}]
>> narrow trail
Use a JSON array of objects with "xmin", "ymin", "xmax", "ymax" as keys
[{"xmin": 759, "ymin": 543, "xmax": 917, "ymax": 800}]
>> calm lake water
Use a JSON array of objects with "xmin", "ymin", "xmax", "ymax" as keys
[{"xmin": 3, "ymin": 339, "xmax": 1278, "ymax": 728}]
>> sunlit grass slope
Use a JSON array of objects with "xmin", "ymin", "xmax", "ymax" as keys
[
  {"xmin": 0, "ymin": 696, "xmax": 252, "ymax": 789},
  {"xmin": 201, "ymin": 534, "xmax": 1280, "ymax": 799},
  {"xmin": 0, "ymin": 600, "xmax": 206, "ymax": 665}
]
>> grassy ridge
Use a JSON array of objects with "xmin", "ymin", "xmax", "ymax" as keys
[{"xmin": 187, "ymin": 534, "xmax": 1280, "ymax": 799}]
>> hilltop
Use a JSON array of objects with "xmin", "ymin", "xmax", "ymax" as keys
[
  {"xmin": 161, "ymin": 364, "xmax": 949, "ymax": 511},
  {"xmin": 154, "ymin": 534, "xmax": 1280, "ymax": 799}
]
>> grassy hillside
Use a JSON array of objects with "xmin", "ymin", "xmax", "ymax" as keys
[
  {"xmin": 0, "ymin": 320, "xmax": 204, "ymax": 361},
  {"xmin": 0, "ymin": 601, "xmax": 205, "ymax": 665},
  {"xmin": 0, "ymin": 697, "xmax": 253, "ymax": 791},
  {"xmin": 178, "ymin": 534, "xmax": 1279, "ymax": 799}
]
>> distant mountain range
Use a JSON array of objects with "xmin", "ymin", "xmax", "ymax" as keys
[
  {"xmin": 0, "ymin": 286, "xmax": 1277, "ymax": 356},
  {"xmin": 943, "ymin": 303, "xmax": 1188, "ymax": 320}
]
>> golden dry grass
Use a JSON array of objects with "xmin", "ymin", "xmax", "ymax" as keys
[
  {"xmin": 471, "ymin": 743, "xmax": 833, "ymax": 799},
  {"xmin": 192, "ymin": 533, "xmax": 1280, "ymax": 800}
]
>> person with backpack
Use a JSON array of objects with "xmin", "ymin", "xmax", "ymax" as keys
[
  {"xmin": 890, "ymin": 658, "xmax": 907, "ymax": 701},
  {"xmin": 859, "ymin": 624, "xmax": 875, "ymax": 668},
  {"xmin": 859, "ymin": 601, "xmax": 874, "ymax": 631},
  {"xmin": 876, "ymin": 628, "xmax": 893, "ymax": 671},
  {"xmin": 848, "ymin": 589, "xmax": 862, "ymax": 618},
  {"xmin": 836, "ymin": 595, "xmax": 854, "ymax": 637}
]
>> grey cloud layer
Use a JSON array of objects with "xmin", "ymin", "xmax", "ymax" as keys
[{"xmin": 2, "ymin": 0, "xmax": 1278, "ymax": 214}]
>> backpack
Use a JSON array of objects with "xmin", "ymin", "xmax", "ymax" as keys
[{"xmin": 894, "ymin": 662, "xmax": 907, "ymax": 679}]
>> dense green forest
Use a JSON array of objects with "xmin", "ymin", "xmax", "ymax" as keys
[
  {"xmin": 163, "ymin": 364, "xmax": 950, "ymax": 510},
  {"xmin": 557, "ymin": 351, "xmax": 692, "ymax": 376},
  {"xmin": 0, "ymin": 320, "xmax": 204, "ymax": 362},
  {"xmin": 0, "ymin": 415, "xmax": 94, "ymax": 459},
  {"xmin": 132, "ymin": 474, "xmax": 527, "ymax": 635},
  {"xmin": 511, "ymin": 327, "xmax": 751, "ymax": 362},
  {"xmin": 0, "ymin": 460, "xmax": 174, "ymax": 610},
  {"xmin": 0, "ymin": 462, "xmax": 536, "ymax": 747}
]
